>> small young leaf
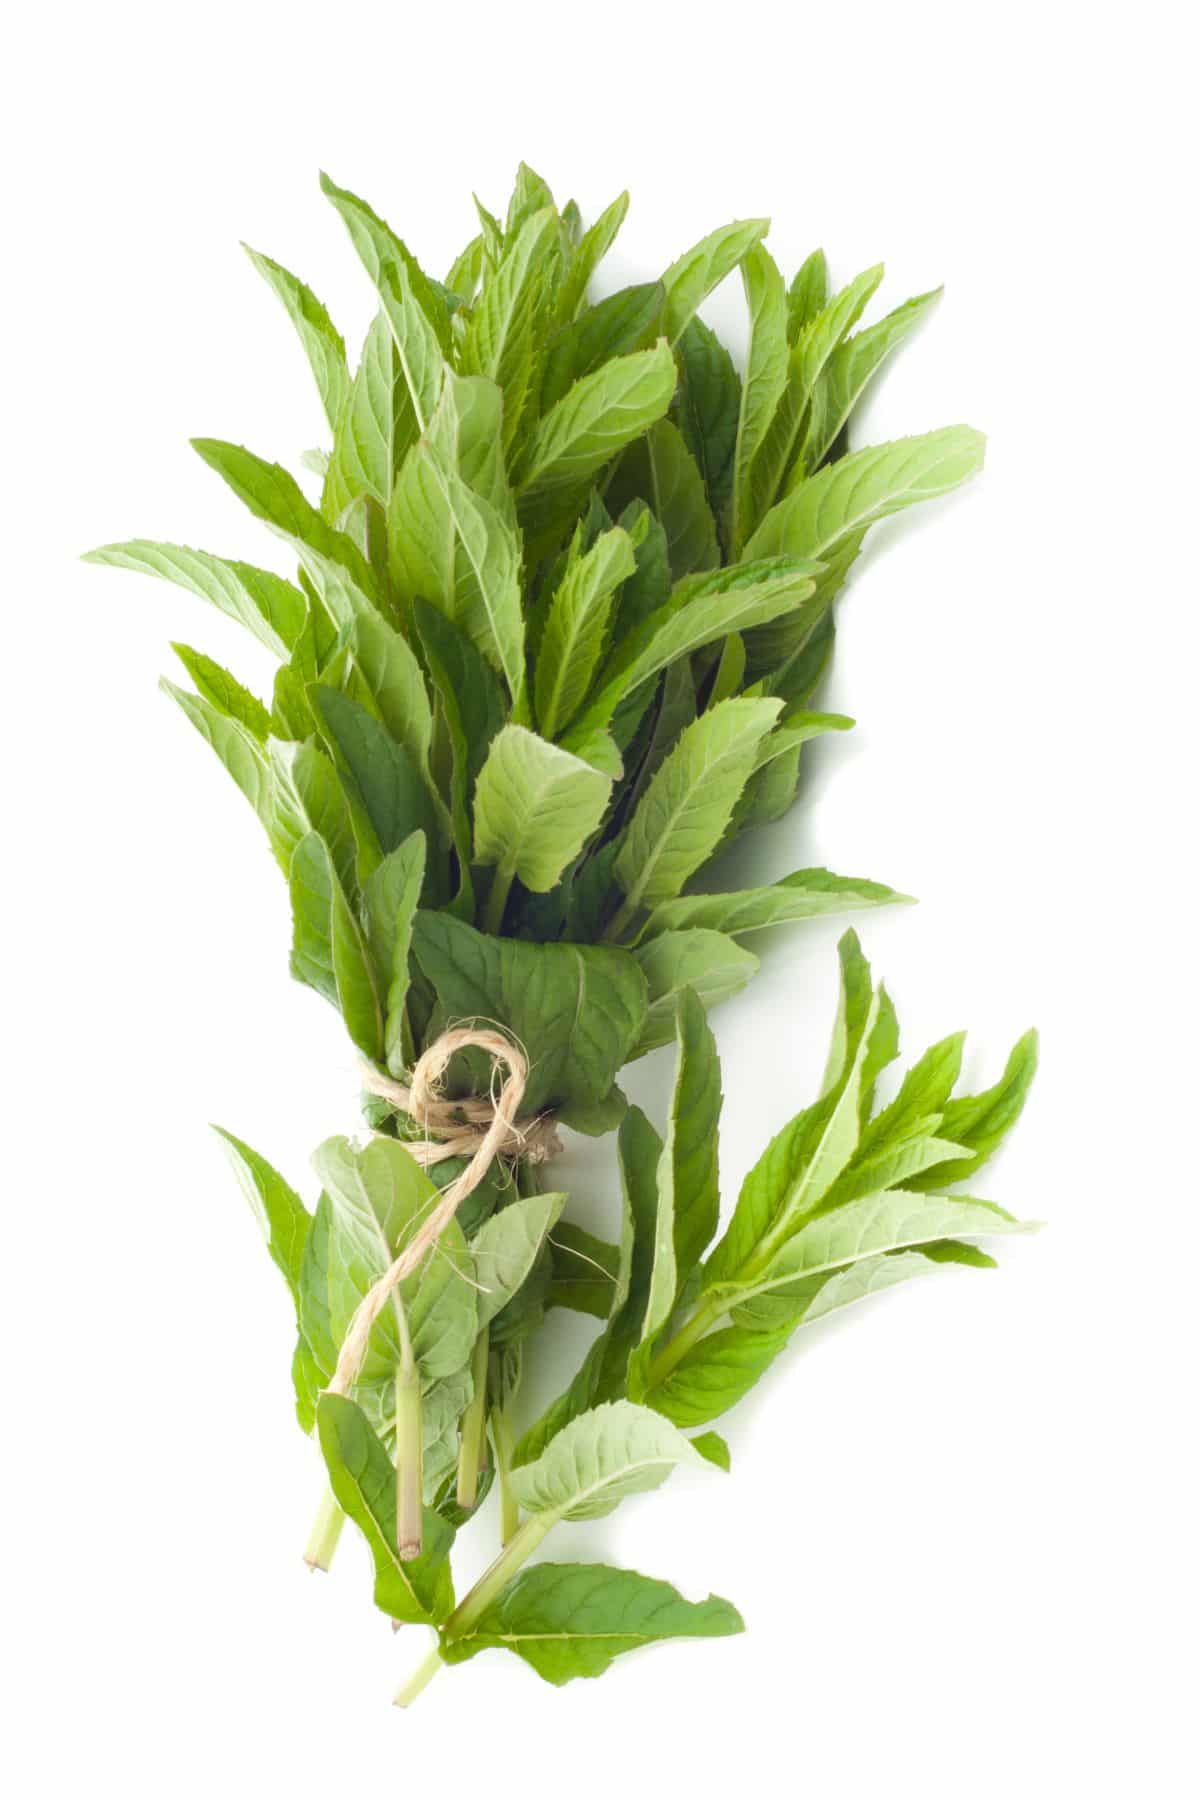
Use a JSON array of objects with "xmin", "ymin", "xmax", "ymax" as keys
[
  {"xmin": 905, "ymin": 1030, "xmax": 1039, "ymax": 1188},
  {"xmin": 473, "ymin": 725, "xmax": 613, "ymax": 893},
  {"xmin": 170, "ymin": 644, "xmax": 271, "ymax": 740},
  {"xmin": 243, "ymin": 244, "xmax": 350, "ymax": 432},
  {"xmin": 534, "ymin": 527, "xmax": 637, "ymax": 738},
  {"xmin": 516, "ymin": 343, "xmax": 677, "ymax": 532},
  {"xmin": 660, "ymin": 219, "xmax": 770, "ymax": 344},
  {"xmin": 731, "ymin": 243, "xmax": 789, "ymax": 551}
]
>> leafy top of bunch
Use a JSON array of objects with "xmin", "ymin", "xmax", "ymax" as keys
[{"xmin": 86, "ymin": 161, "xmax": 984, "ymax": 1125}]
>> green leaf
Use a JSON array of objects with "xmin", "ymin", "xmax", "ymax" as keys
[
  {"xmin": 612, "ymin": 502, "xmax": 671, "ymax": 634},
  {"xmin": 615, "ymin": 698, "xmax": 782, "ymax": 915},
  {"xmin": 323, "ymin": 312, "xmax": 413, "ymax": 516},
  {"xmin": 509, "ymin": 1399, "xmax": 710, "ymax": 1522},
  {"xmin": 744, "ymin": 426, "xmax": 986, "ymax": 564},
  {"xmin": 212, "ymin": 1129, "xmax": 310, "ymax": 1303},
  {"xmin": 704, "ymin": 933, "xmax": 882, "ymax": 1288},
  {"xmin": 317, "ymin": 1394, "xmax": 454, "ymax": 1624},
  {"xmin": 441, "ymin": 1562, "xmax": 741, "ymax": 1685},
  {"xmin": 547, "ymin": 1222, "xmax": 623, "ymax": 1318},
  {"xmin": 731, "ymin": 244, "xmax": 789, "ymax": 551},
  {"xmin": 289, "ymin": 831, "xmax": 383, "ymax": 1056},
  {"xmin": 83, "ymin": 541, "xmax": 307, "ymax": 658},
  {"xmin": 642, "ymin": 868, "xmax": 912, "ymax": 939},
  {"xmin": 857, "ymin": 1032, "xmax": 965, "ymax": 1157},
  {"xmin": 556, "ymin": 190, "xmax": 630, "ymax": 322},
  {"xmin": 674, "ymin": 317, "xmax": 741, "ymax": 541},
  {"xmin": 504, "ymin": 161, "xmax": 556, "ymax": 237},
  {"xmin": 319, "ymin": 173, "xmax": 448, "ymax": 429},
  {"xmin": 534, "ymin": 527, "xmax": 637, "ymax": 737},
  {"xmin": 690, "ymin": 1431, "xmax": 731, "ymax": 1470},
  {"xmin": 729, "ymin": 1247, "xmax": 940, "ymax": 1335},
  {"xmin": 342, "ymin": 609, "xmax": 433, "ymax": 778},
  {"xmin": 577, "ymin": 558, "xmax": 818, "ymax": 733},
  {"xmin": 160, "ymin": 679, "xmax": 270, "ymax": 822},
  {"xmin": 472, "ymin": 1193, "xmax": 567, "ymax": 1329},
  {"xmin": 444, "ymin": 233, "xmax": 484, "ymax": 302},
  {"xmin": 170, "ymin": 644, "xmax": 271, "ymax": 740},
  {"xmin": 541, "ymin": 283, "xmax": 664, "ymax": 411},
  {"xmin": 310, "ymin": 1134, "xmax": 477, "ymax": 1382},
  {"xmin": 514, "ymin": 1106, "xmax": 657, "ymax": 1466},
  {"xmin": 630, "ymin": 991, "xmax": 722, "ymax": 1394},
  {"xmin": 312, "ymin": 686, "xmax": 435, "ymax": 857},
  {"xmin": 739, "ymin": 1189, "xmax": 1035, "ymax": 1304},
  {"xmin": 794, "ymin": 265, "xmax": 885, "ymax": 405},
  {"xmin": 361, "ymin": 832, "xmax": 426, "ymax": 1076},
  {"xmin": 660, "ymin": 218, "xmax": 770, "ymax": 344},
  {"xmin": 473, "ymin": 725, "xmax": 613, "ymax": 893},
  {"xmin": 516, "ymin": 343, "xmax": 677, "ymax": 535},
  {"xmin": 787, "ymin": 249, "xmax": 828, "ymax": 339},
  {"xmin": 631, "ymin": 930, "xmax": 759, "ymax": 1057},
  {"xmin": 462, "ymin": 206, "xmax": 560, "ymax": 446},
  {"xmin": 410, "ymin": 912, "xmax": 647, "ymax": 1122},
  {"xmin": 799, "ymin": 287, "xmax": 942, "ymax": 473},
  {"xmin": 905, "ymin": 1030, "xmax": 1039, "ymax": 1189},
  {"xmin": 608, "ymin": 419, "xmax": 719, "ymax": 579},
  {"xmin": 648, "ymin": 1321, "xmax": 793, "ymax": 1426},
  {"xmin": 412, "ymin": 597, "xmax": 505, "ymax": 903},
  {"xmin": 243, "ymin": 244, "xmax": 350, "ymax": 431},
  {"xmin": 190, "ymin": 438, "xmax": 381, "ymax": 626},
  {"xmin": 389, "ymin": 393, "xmax": 525, "ymax": 698},
  {"xmin": 265, "ymin": 738, "xmax": 360, "ymax": 898}
]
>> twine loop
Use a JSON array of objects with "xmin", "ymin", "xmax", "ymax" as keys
[{"xmin": 325, "ymin": 1026, "xmax": 560, "ymax": 1399}]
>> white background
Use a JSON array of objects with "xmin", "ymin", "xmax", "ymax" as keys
[{"xmin": 5, "ymin": 3, "xmax": 1197, "ymax": 1794}]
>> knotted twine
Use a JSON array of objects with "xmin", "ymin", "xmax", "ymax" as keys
[{"xmin": 324, "ymin": 1026, "xmax": 562, "ymax": 1399}]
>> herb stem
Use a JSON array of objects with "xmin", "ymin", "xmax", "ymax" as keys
[
  {"xmin": 490, "ymin": 1397, "xmax": 520, "ymax": 1545},
  {"xmin": 442, "ymin": 1512, "xmax": 553, "ymax": 1643},
  {"xmin": 483, "ymin": 864, "xmax": 515, "ymax": 936},
  {"xmin": 393, "ymin": 1641, "xmax": 444, "ymax": 1709},
  {"xmin": 302, "ymin": 1485, "xmax": 346, "ymax": 1572},
  {"xmin": 643, "ymin": 1293, "xmax": 726, "ymax": 1392},
  {"xmin": 455, "ymin": 1329, "xmax": 490, "ymax": 1510},
  {"xmin": 394, "ymin": 1362, "xmax": 424, "ymax": 1561},
  {"xmin": 604, "ymin": 893, "xmax": 638, "ymax": 943}
]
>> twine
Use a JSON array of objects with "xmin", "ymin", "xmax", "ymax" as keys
[{"xmin": 324, "ymin": 1027, "xmax": 561, "ymax": 1399}]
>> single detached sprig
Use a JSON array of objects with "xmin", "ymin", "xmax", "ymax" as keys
[{"xmin": 86, "ymin": 162, "xmax": 1034, "ymax": 1701}]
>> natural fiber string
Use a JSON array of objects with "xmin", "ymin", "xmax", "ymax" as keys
[{"xmin": 324, "ymin": 1026, "xmax": 561, "ymax": 1399}]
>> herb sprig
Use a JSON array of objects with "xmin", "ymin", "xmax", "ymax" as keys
[{"xmin": 86, "ymin": 163, "xmax": 1035, "ymax": 1703}]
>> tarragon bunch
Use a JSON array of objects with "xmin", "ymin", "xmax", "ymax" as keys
[{"xmin": 85, "ymin": 165, "xmax": 1033, "ymax": 1702}]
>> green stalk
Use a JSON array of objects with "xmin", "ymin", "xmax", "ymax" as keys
[
  {"xmin": 392, "ymin": 1512, "xmax": 554, "ymax": 1707},
  {"xmin": 455, "ymin": 1329, "xmax": 490, "ymax": 1510},
  {"xmin": 394, "ymin": 1640, "xmax": 444, "ymax": 1709},
  {"xmin": 483, "ymin": 863, "xmax": 515, "ymax": 936},
  {"xmin": 444, "ymin": 1512, "xmax": 553, "ymax": 1640},
  {"xmin": 394, "ymin": 1360, "xmax": 424, "ymax": 1561},
  {"xmin": 604, "ymin": 891, "xmax": 638, "ymax": 943},
  {"xmin": 643, "ymin": 1292, "xmax": 727, "ymax": 1393},
  {"xmin": 490, "ymin": 1392, "xmax": 520, "ymax": 1545},
  {"xmin": 303, "ymin": 1485, "xmax": 346, "ymax": 1572}
]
